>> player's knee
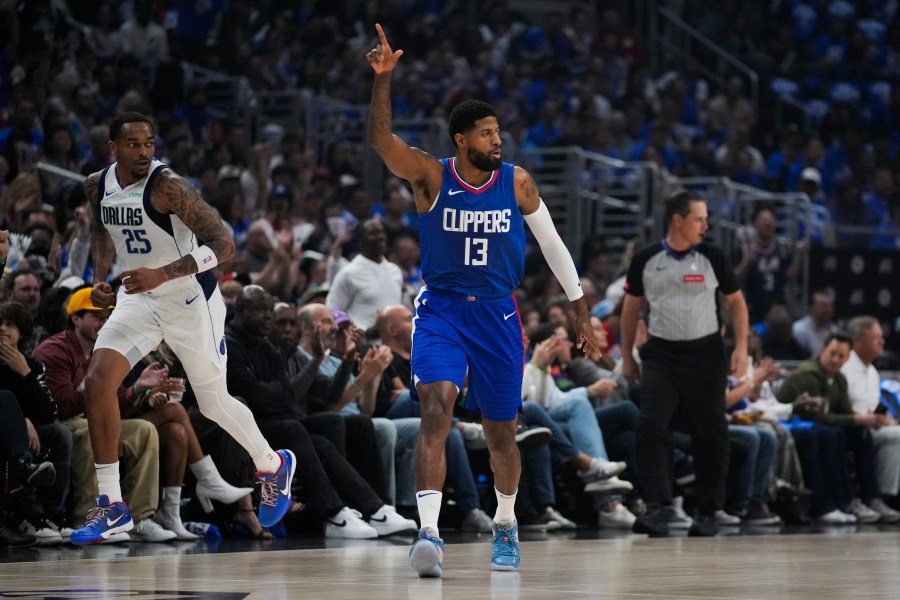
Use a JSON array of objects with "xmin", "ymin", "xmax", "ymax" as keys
[{"xmin": 84, "ymin": 368, "xmax": 116, "ymax": 400}]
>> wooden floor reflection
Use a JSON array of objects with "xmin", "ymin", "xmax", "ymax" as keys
[{"xmin": 1, "ymin": 528, "xmax": 899, "ymax": 599}]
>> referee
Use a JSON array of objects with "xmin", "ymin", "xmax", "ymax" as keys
[{"xmin": 620, "ymin": 189, "xmax": 749, "ymax": 536}]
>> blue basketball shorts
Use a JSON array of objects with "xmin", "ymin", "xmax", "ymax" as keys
[{"xmin": 410, "ymin": 287, "xmax": 524, "ymax": 421}]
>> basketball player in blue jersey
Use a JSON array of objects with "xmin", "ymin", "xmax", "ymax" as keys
[
  {"xmin": 367, "ymin": 25, "xmax": 598, "ymax": 576},
  {"xmin": 70, "ymin": 112, "xmax": 295, "ymax": 544}
]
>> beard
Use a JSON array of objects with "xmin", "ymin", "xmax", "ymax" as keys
[{"xmin": 467, "ymin": 147, "xmax": 501, "ymax": 172}]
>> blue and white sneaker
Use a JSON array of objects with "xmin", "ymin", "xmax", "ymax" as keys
[
  {"xmin": 71, "ymin": 495, "xmax": 134, "ymax": 545},
  {"xmin": 257, "ymin": 449, "xmax": 296, "ymax": 528},
  {"xmin": 409, "ymin": 527, "xmax": 444, "ymax": 577},
  {"xmin": 491, "ymin": 521, "xmax": 520, "ymax": 571}
]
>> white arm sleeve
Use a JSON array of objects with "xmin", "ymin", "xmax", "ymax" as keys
[{"xmin": 523, "ymin": 200, "xmax": 583, "ymax": 301}]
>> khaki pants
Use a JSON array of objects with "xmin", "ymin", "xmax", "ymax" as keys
[{"xmin": 67, "ymin": 417, "xmax": 160, "ymax": 524}]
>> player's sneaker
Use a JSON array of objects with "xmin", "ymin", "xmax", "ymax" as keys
[
  {"xmin": 491, "ymin": 521, "xmax": 521, "ymax": 571},
  {"xmin": 409, "ymin": 527, "xmax": 444, "ymax": 577},
  {"xmin": 71, "ymin": 495, "xmax": 134, "ymax": 545},
  {"xmin": 257, "ymin": 449, "xmax": 296, "ymax": 528}
]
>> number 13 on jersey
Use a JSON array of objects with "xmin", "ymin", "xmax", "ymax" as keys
[{"xmin": 464, "ymin": 237, "xmax": 488, "ymax": 266}]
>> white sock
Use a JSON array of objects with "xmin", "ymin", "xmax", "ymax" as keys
[
  {"xmin": 252, "ymin": 448, "xmax": 281, "ymax": 475},
  {"xmin": 96, "ymin": 462, "xmax": 122, "ymax": 503},
  {"xmin": 494, "ymin": 487, "xmax": 517, "ymax": 526},
  {"xmin": 416, "ymin": 490, "xmax": 442, "ymax": 535}
]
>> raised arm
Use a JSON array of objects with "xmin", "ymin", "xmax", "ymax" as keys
[{"xmin": 366, "ymin": 23, "xmax": 441, "ymax": 208}]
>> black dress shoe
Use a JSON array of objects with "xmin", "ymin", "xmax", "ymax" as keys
[
  {"xmin": 0, "ymin": 522, "xmax": 37, "ymax": 548},
  {"xmin": 632, "ymin": 507, "xmax": 670, "ymax": 536},
  {"xmin": 11, "ymin": 452, "xmax": 56, "ymax": 496},
  {"xmin": 688, "ymin": 513, "xmax": 719, "ymax": 537}
]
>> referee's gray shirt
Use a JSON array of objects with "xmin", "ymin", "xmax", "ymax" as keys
[{"xmin": 625, "ymin": 241, "xmax": 739, "ymax": 341}]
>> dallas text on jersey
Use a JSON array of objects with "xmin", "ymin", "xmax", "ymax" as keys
[{"xmin": 102, "ymin": 205, "xmax": 144, "ymax": 227}]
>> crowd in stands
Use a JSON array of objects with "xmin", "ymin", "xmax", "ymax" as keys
[{"xmin": 1, "ymin": 0, "xmax": 900, "ymax": 548}]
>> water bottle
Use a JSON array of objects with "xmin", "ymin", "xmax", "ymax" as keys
[
  {"xmin": 183, "ymin": 522, "xmax": 222, "ymax": 541},
  {"xmin": 759, "ymin": 381, "xmax": 774, "ymax": 402}
]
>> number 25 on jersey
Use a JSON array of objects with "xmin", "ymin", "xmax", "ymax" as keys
[{"xmin": 123, "ymin": 229, "xmax": 152, "ymax": 254}]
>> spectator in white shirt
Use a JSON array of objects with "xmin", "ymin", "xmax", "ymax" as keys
[
  {"xmin": 842, "ymin": 315, "xmax": 900, "ymax": 510},
  {"xmin": 326, "ymin": 219, "xmax": 403, "ymax": 330}
]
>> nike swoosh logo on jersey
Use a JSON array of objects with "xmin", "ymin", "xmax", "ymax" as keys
[
  {"xmin": 448, "ymin": 189, "xmax": 465, "ymax": 195},
  {"xmin": 107, "ymin": 514, "xmax": 125, "ymax": 527},
  {"xmin": 185, "ymin": 294, "xmax": 200, "ymax": 305},
  {"xmin": 656, "ymin": 265, "xmax": 667, "ymax": 271},
  {"xmin": 504, "ymin": 311, "xmax": 517, "ymax": 320},
  {"xmin": 105, "ymin": 190, "xmax": 116, "ymax": 196}
]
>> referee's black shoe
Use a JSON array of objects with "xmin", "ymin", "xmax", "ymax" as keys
[
  {"xmin": 632, "ymin": 506, "xmax": 669, "ymax": 536},
  {"xmin": 688, "ymin": 512, "xmax": 718, "ymax": 537}
]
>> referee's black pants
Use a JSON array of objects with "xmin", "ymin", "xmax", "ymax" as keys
[{"xmin": 636, "ymin": 333, "xmax": 730, "ymax": 515}]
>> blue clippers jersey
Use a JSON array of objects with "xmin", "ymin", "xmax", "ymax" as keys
[{"xmin": 418, "ymin": 158, "xmax": 525, "ymax": 299}]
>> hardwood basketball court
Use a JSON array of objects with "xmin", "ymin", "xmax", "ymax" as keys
[{"xmin": 1, "ymin": 526, "xmax": 897, "ymax": 599}]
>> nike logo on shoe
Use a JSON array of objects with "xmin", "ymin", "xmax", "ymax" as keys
[
  {"xmin": 369, "ymin": 515, "xmax": 388, "ymax": 523},
  {"xmin": 447, "ymin": 189, "xmax": 464, "ymax": 195},
  {"xmin": 107, "ymin": 514, "xmax": 125, "ymax": 527},
  {"xmin": 503, "ymin": 311, "xmax": 517, "ymax": 320},
  {"xmin": 329, "ymin": 518, "xmax": 347, "ymax": 527},
  {"xmin": 185, "ymin": 294, "xmax": 200, "ymax": 305},
  {"xmin": 280, "ymin": 480, "xmax": 291, "ymax": 497}
]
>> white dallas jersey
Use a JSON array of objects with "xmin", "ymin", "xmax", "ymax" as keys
[{"xmin": 99, "ymin": 159, "xmax": 214, "ymax": 295}]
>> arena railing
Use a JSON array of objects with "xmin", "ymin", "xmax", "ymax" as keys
[{"xmin": 648, "ymin": 6, "xmax": 759, "ymax": 120}]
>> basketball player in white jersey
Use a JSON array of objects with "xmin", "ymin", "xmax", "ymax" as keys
[{"xmin": 71, "ymin": 112, "xmax": 295, "ymax": 544}]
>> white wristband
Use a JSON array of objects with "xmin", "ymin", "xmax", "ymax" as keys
[
  {"xmin": 189, "ymin": 245, "xmax": 219, "ymax": 273},
  {"xmin": 523, "ymin": 200, "xmax": 583, "ymax": 301}
]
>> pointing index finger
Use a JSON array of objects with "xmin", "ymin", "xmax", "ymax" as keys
[{"xmin": 375, "ymin": 23, "xmax": 390, "ymax": 51}]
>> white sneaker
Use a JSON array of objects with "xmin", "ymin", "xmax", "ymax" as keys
[
  {"xmin": 18, "ymin": 518, "xmax": 63, "ymax": 546},
  {"xmin": 459, "ymin": 422, "xmax": 487, "ymax": 450},
  {"xmin": 325, "ymin": 507, "xmax": 378, "ymax": 539},
  {"xmin": 131, "ymin": 518, "xmax": 178, "ymax": 542},
  {"xmin": 667, "ymin": 497, "xmax": 694, "ymax": 529},
  {"xmin": 543, "ymin": 506, "xmax": 577, "ymax": 530},
  {"xmin": 578, "ymin": 457, "xmax": 627, "ymax": 482},
  {"xmin": 597, "ymin": 503, "xmax": 636, "ymax": 529},
  {"xmin": 847, "ymin": 499, "xmax": 880, "ymax": 524},
  {"xmin": 368, "ymin": 505, "xmax": 418, "ymax": 536},
  {"xmin": 461, "ymin": 507, "xmax": 493, "ymax": 533},
  {"xmin": 584, "ymin": 475, "xmax": 633, "ymax": 495},
  {"xmin": 45, "ymin": 519, "xmax": 75, "ymax": 541},
  {"xmin": 869, "ymin": 498, "xmax": 900, "ymax": 523},
  {"xmin": 817, "ymin": 509, "xmax": 855, "ymax": 524},
  {"xmin": 715, "ymin": 510, "xmax": 741, "ymax": 526}
]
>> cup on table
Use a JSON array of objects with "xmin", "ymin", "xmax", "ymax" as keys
[{"xmin": 167, "ymin": 377, "xmax": 186, "ymax": 403}]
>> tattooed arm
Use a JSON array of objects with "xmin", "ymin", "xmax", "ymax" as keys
[
  {"xmin": 119, "ymin": 169, "xmax": 234, "ymax": 295},
  {"xmin": 84, "ymin": 172, "xmax": 119, "ymax": 307},
  {"xmin": 85, "ymin": 172, "xmax": 116, "ymax": 282},
  {"xmin": 366, "ymin": 23, "xmax": 441, "ymax": 212}
]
